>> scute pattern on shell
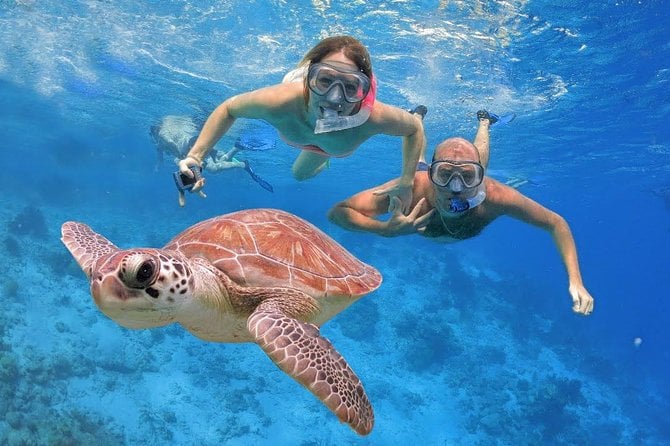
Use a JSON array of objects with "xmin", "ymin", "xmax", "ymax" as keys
[{"xmin": 163, "ymin": 209, "xmax": 381, "ymax": 298}]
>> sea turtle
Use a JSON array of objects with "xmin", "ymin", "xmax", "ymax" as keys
[{"xmin": 61, "ymin": 208, "xmax": 381, "ymax": 435}]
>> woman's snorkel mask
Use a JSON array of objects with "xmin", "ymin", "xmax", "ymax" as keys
[{"xmin": 304, "ymin": 62, "xmax": 376, "ymax": 134}]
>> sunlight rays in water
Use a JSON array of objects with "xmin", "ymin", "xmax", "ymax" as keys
[{"xmin": 0, "ymin": 0, "xmax": 586, "ymax": 142}]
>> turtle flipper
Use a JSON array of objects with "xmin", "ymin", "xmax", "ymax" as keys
[
  {"xmin": 247, "ymin": 300, "xmax": 374, "ymax": 436},
  {"xmin": 61, "ymin": 222, "xmax": 120, "ymax": 278}
]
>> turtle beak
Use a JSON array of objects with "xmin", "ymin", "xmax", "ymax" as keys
[
  {"xmin": 91, "ymin": 274, "xmax": 151, "ymax": 328},
  {"xmin": 90, "ymin": 271, "xmax": 174, "ymax": 329},
  {"xmin": 91, "ymin": 275, "xmax": 130, "ymax": 308}
]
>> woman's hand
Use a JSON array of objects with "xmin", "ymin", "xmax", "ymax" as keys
[{"xmin": 176, "ymin": 156, "xmax": 207, "ymax": 207}]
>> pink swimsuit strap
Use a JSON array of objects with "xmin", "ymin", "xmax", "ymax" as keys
[{"xmin": 279, "ymin": 133, "xmax": 355, "ymax": 158}]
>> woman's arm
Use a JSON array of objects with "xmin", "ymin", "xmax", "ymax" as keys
[
  {"xmin": 185, "ymin": 84, "xmax": 292, "ymax": 165},
  {"xmin": 176, "ymin": 84, "xmax": 298, "ymax": 205},
  {"xmin": 367, "ymin": 103, "xmax": 426, "ymax": 212}
]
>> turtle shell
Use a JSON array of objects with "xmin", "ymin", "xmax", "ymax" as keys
[{"xmin": 163, "ymin": 209, "xmax": 381, "ymax": 298}]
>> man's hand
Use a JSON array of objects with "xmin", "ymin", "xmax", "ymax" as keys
[
  {"xmin": 177, "ymin": 156, "xmax": 207, "ymax": 207},
  {"xmin": 373, "ymin": 182, "xmax": 413, "ymax": 213},
  {"xmin": 382, "ymin": 197, "xmax": 434, "ymax": 236},
  {"xmin": 568, "ymin": 283, "xmax": 594, "ymax": 316}
]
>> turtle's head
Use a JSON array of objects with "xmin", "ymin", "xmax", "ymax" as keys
[
  {"xmin": 88, "ymin": 249, "xmax": 195, "ymax": 328},
  {"xmin": 62, "ymin": 222, "xmax": 196, "ymax": 329}
]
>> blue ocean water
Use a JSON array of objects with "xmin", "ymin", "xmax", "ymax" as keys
[{"xmin": 1, "ymin": 0, "xmax": 669, "ymax": 444}]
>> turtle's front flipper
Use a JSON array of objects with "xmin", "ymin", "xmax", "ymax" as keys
[
  {"xmin": 247, "ymin": 297, "xmax": 374, "ymax": 436},
  {"xmin": 61, "ymin": 222, "xmax": 120, "ymax": 278}
]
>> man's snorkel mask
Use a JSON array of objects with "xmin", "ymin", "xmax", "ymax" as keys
[{"xmin": 419, "ymin": 159, "xmax": 487, "ymax": 214}]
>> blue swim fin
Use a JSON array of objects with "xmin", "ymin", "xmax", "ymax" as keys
[
  {"xmin": 243, "ymin": 160, "xmax": 273, "ymax": 192},
  {"xmin": 477, "ymin": 110, "xmax": 516, "ymax": 126},
  {"xmin": 417, "ymin": 161, "xmax": 430, "ymax": 172},
  {"xmin": 492, "ymin": 112, "xmax": 516, "ymax": 126},
  {"xmin": 234, "ymin": 134, "xmax": 276, "ymax": 152}
]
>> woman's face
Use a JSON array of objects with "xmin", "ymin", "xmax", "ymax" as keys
[{"xmin": 307, "ymin": 51, "xmax": 361, "ymax": 119}]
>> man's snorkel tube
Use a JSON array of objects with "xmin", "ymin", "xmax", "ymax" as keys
[{"xmin": 313, "ymin": 74, "xmax": 376, "ymax": 134}]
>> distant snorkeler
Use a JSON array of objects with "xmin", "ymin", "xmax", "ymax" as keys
[
  {"xmin": 176, "ymin": 35, "xmax": 426, "ymax": 207},
  {"xmin": 149, "ymin": 115, "xmax": 275, "ymax": 200},
  {"xmin": 329, "ymin": 110, "xmax": 595, "ymax": 316}
]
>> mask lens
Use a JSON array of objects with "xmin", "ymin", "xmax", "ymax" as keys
[
  {"xmin": 314, "ymin": 72, "xmax": 336, "ymax": 91},
  {"xmin": 308, "ymin": 63, "xmax": 370, "ymax": 103},
  {"xmin": 459, "ymin": 164, "xmax": 480, "ymax": 187},
  {"xmin": 429, "ymin": 160, "xmax": 483, "ymax": 188},
  {"xmin": 431, "ymin": 163, "xmax": 457, "ymax": 187}
]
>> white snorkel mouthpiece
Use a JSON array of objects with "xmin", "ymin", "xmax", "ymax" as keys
[
  {"xmin": 314, "ymin": 105, "xmax": 372, "ymax": 134},
  {"xmin": 314, "ymin": 75, "xmax": 376, "ymax": 134}
]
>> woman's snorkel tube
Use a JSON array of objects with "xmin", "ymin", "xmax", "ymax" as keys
[{"xmin": 314, "ymin": 75, "xmax": 376, "ymax": 134}]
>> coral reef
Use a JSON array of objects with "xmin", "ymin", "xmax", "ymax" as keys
[
  {"xmin": 4, "ymin": 236, "xmax": 22, "ymax": 257},
  {"xmin": 8, "ymin": 205, "xmax": 48, "ymax": 239},
  {"xmin": 0, "ymin": 346, "xmax": 124, "ymax": 445},
  {"xmin": 393, "ymin": 314, "xmax": 464, "ymax": 373},
  {"xmin": 336, "ymin": 296, "xmax": 380, "ymax": 341}
]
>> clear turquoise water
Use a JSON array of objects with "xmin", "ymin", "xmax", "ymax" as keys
[{"xmin": 1, "ymin": 1, "xmax": 669, "ymax": 444}]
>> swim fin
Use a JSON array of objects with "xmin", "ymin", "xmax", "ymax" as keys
[
  {"xmin": 492, "ymin": 112, "xmax": 516, "ymax": 126},
  {"xmin": 477, "ymin": 110, "xmax": 516, "ymax": 126},
  {"xmin": 417, "ymin": 161, "xmax": 430, "ymax": 172},
  {"xmin": 243, "ymin": 160, "xmax": 273, "ymax": 192},
  {"xmin": 408, "ymin": 105, "xmax": 428, "ymax": 120}
]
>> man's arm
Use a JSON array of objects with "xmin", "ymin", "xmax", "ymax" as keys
[
  {"xmin": 328, "ymin": 179, "xmax": 434, "ymax": 237},
  {"xmin": 328, "ymin": 180, "xmax": 393, "ymax": 235},
  {"xmin": 496, "ymin": 184, "xmax": 595, "ymax": 315}
]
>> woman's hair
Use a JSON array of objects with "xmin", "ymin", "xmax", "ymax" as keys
[
  {"xmin": 299, "ymin": 35, "xmax": 373, "ymax": 105},
  {"xmin": 300, "ymin": 35, "xmax": 372, "ymax": 77}
]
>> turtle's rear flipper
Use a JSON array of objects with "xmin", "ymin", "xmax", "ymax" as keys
[{"xmin": 248, "ymin": 298, "xmax": 374, "ymax": 436}]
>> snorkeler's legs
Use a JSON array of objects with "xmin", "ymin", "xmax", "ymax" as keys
[
  {"xmin": 205, "ymin": 158, "xmax": 245, "ymax": 173},
  {"xmin": 473, "ymin": 116, "xmax": 491, "ymax": 170},
  {"xmin": 220, "ymin": 145, "xmax": 242, "ymax": 162},
  {"xmin": 292, "ymin": 151, "xmax": 330, "ymax": 181}
]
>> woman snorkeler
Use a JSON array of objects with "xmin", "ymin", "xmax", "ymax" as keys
[{"xmin": 177, "ymin": 35, "xmax": 426, "ymax": 208}]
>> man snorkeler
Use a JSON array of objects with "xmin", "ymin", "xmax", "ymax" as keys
[{"xmin": 328, "ymin": 111, "xmax": 595, "ymax": 316}]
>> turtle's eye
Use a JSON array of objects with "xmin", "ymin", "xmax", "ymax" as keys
[
  {"xmin": 136, "ymin": 261, "xmax": 155, "ymax": 285},
  {"xmin": 123, "ymin": 257, "xmax": 157, "ymax": 289}
]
